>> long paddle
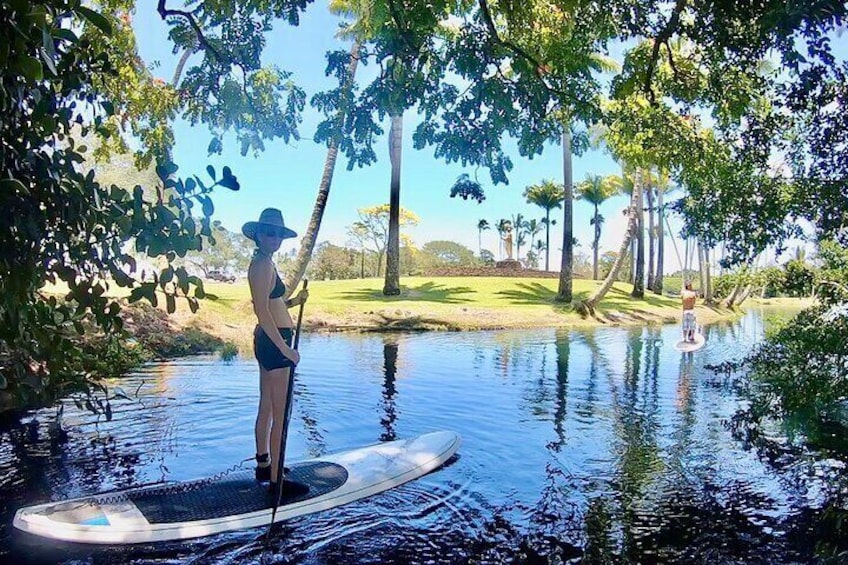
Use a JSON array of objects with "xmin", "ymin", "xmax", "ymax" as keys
[{"xmin": 266, "ymin": 278, "xmax": 308, "ymax": 540}]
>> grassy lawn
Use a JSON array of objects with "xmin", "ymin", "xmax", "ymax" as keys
[{"xmin": 168, "ymin": 276, "xmax": 752, "ymax": 351}]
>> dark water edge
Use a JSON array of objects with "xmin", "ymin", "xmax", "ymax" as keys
[{"xmin": 2, "ymin": 309, "xmax": 845, "ymax": 564}]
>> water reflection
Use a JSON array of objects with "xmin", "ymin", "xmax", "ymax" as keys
[
  {"xmin": 0, "ymin": 309, "xmax": 837, "ymax": 563},
  {"xmin": 381, "ymin": 337, "xmax": 399, "ymax": 442}
]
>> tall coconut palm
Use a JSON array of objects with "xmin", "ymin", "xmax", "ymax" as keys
[
  {"xmin": 645, "ymin": 172, "xmax": 656, "ymax": 292},
  {"xmin": 285, "ymin": 0, "xmax": 365, "ymax": 293},
  {"xmin": 631, "ymin": 169, "xmax": 645, "ymax": 298},
  {"xmin": 383, "ymin": 108, "xmax": 404, "ymax": 296},
  {"xmin": 557, "ymin": 55, "xmax": 620, "ymax": 301},
  {"xmin": 576, "ymin": 173, "xmax": 621, "ymax": 280},
  {"xmin": 477, "ymin": 219, "xmax": 490, "ymax": 256},
  {"xmin": 558, "ymin": 128, "xmax": 574, "ymax": 302},
  {"xmin": 652, "ymin": 169, "xmax": 673, "ymax": 294},
  {"xmin": 523, "ymin": 179, "xmax": 563, "ymax": 271}
]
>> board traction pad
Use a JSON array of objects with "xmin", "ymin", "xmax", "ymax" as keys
[{"xmin": 129, "ymin": 461, "xmax": 348, "ymax": 524}]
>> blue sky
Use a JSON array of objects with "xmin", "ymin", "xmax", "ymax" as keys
[{"xmin": 130, "ymin": 5, "xmax": 748, "ymax": 274}]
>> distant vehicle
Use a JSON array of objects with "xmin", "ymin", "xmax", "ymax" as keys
[{"xmin": 207, "ymin": 270, "xmax": 236, "ymax": 283}]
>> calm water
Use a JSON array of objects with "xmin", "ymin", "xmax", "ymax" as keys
[{"xmin": 0, "ymin": 308, "xmax": 829, "ymax": 563}]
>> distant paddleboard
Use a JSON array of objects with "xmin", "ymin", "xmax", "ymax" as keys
[
  {"xmin": 13, "ymin": 430, "xmax": 460, "ymax": 545},
  {"xmin": 674, "ymin": 332, "xmax": 705, "ymax": 353}
]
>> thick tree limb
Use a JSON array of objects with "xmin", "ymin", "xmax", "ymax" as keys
[
  {"xmin": 645, "ymin": 0, "xmax": 687, "ymax": 102},
  {"xmin": 157, "ymin": 1, "xmax": 225, "ymax": 63}
]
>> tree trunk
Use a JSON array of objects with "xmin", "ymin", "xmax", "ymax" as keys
[
  {"xmin": 592, "ymin": 204, "xmax": 601, "ymax": 280},
  {"xmin": 556, "ymin": 129, "xmax": 573, "ymax": 302},
  {"xmin": 654, "ymin": 187, "xmax": 665, "ymax": 294},
  {"xmin": 736, "ymin": 284, "xmax": 753, "ymax": 306},
  {"xmin": 704, "ymin": 243, "xmax": 713, "ymax": 304},
  {"xmin": 545, "ymin": 210, "xmax": 551, "ymax": 271},
  {"xmin": 724, "ymin": 283, "xmax": 741, "ymax": 307},
  {"xmin": 631, "ymin": 177, "xmax": 645, "ymax": 298},
  {"xmin": 579, "ymin": 186, "xmax": 639, "ymax": 316},
  {"xmin": 697, "ymin": 239, "xmax": 706, "ymax": 297},
  {"xmin": 285, "ymin": 40, "xmax": 361, "ymax": 294},
  {"xmin": 383, "ymin": 113, "xmax": 403, "ymax": 296},
  {"xmin": 646, "ymin": 182, "xmax": 655, "ymax": 292},
  {"xmin": 172, "ymin": 47, "xmax": 195, "ymax": 86},
  {"xmin": 630, "ymin": 238, "xmax": 636, "ymax": 285}
]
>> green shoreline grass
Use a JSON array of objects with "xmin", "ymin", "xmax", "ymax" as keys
[{"xmin": 165, "ymin": 276, "xmax": 809, "ymax": 353}]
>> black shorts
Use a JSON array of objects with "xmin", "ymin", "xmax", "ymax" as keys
[{"xmin": 254, "ymin": 327, "xmax": 295, "ymax": 371}]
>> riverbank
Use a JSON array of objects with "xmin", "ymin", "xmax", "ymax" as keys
[{"xmin": 168, "ymin": 277, "xmax": 808, "ymax": 352}]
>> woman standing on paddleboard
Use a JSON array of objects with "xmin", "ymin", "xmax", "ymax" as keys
[{"xmin": 243, "ymin": 208, "xmax": 310, "ymax": 496}]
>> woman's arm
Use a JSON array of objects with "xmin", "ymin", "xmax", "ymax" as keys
[
  {"xmin": 248, "ymin": 259, "xmax": 298, "ymax": 362},
  {"xmin": 284, "ymin": 288, "xmax": 309, "ymax": 309}
]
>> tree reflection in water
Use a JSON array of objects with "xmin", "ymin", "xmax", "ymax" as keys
[{"xmin": 381, "ymin": 337, "xmax": 399, "ymax": 442}]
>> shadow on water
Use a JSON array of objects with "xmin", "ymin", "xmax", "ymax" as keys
[{"xmin": 2, "ymin": 309, "xmax": 842, "ymax": 563}]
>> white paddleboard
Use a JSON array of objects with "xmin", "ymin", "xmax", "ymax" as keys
[
  {"xmin": 674, "ymin": 332, "xmax": 705, "ymax": 353},
  {"xmin": 13, "ymin": 430, "xmax": 461, "ymax": 545}
]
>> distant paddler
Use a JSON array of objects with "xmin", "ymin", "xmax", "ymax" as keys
[{"xmin": 681, "ymin": 280, "xmax": 698, "ymax": 342}]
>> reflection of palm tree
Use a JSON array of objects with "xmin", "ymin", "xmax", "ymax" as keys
[
  {"xmin": 584, "ymin": 496, "xmax": 616, "ymax": 563},
  {"xmin": 611, "ymin": 330, "xmax": 664, "ymax": 555},
  {"xmin": 551, "ymin": 329, "xmax": 571, "ymax": 451},
  {"xmin": 380, "ymin": 338, "xmax": 399, "ymax": 441}
]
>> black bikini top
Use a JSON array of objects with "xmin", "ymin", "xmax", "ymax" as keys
[{"xmin": 270, "ymin": 270, "xmax": 286, "ymax": 299}]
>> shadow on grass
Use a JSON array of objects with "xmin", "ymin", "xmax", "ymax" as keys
[
  {"xmin": 339, "ymin": 281, "xmax": 476, "ymax": 304},
  {"xmin": 495, "ymin": 282, "xmax": 584, "ymax": 312},
  {"xmin": 604, "ymin": 286, "xmax": 676, "ymax": 309}
]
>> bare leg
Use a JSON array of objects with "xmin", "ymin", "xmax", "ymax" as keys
[
  {"xmin": 255, "ymin": 366, "xmax": 273, "ymax": 457},
  {"xmin": 266, "ymin": 366, "xmax": 292, "ymax": 484}
]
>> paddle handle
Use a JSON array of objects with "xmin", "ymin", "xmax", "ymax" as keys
[{"xmin": 293, "ymin": 279, "xmax": 308, "ymax": 350}]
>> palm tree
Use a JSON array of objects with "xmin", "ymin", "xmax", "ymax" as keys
[
  {"xmin": 558, "ymin": 127, "xmax": 574, "ymax": 302},
  {"xmin": 652, "ymin": 169, "xmax": 673, "ymax": 294},
  {"xmin": 558, "ymin": 55, "xmax": 620, "ymax": 302},
  {"xmin": 526, "ymin": 218, "xmax": 544, "ymax": 252},
  {"xmin": 477, "ymin": 219, "xmax": 490, "ymax": 256},
  {"xmin": 523, "ymin": 180, "xmax": 564, "ymax": 271},
  {"xmin": 383, "ymin": 108, "xmax": 404, "ymax": 296},
  {"xmin": 285, "ymin": 0, "xmax": 365, "ymax": 293},
  {"xmin": 512, "ymin": 213, "xmax": 528, "ymax": 260},
  {"xmin": 645, "ymin": 172, "xmax": 656, "ymax": 292},
  {"xmin": 576, "ymin": 174, "xmax": 621, "ymax": 280},
  {"xmin": 578, "ymin": 173, "xmax": 642, "ymax": 316},
  {"xmin": 631, "ymin": 169, "xmax": 645, "ymax": 298}
]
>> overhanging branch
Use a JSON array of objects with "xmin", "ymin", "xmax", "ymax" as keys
[
  {"xmin": 157, "ymin": 0, "xmax": 225, "ymax": 63},
  {"xmin": 477, "ymin": 0, "xmax": 567, "ymax": 102},
  {"xmin": 645, "ymin": 0, "xmax": 687, "ymax": 103}
]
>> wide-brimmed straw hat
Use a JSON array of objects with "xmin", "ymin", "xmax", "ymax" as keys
[{"xmin": 241, "ymin": 208, "xmax": 297, "ymax": 241}]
